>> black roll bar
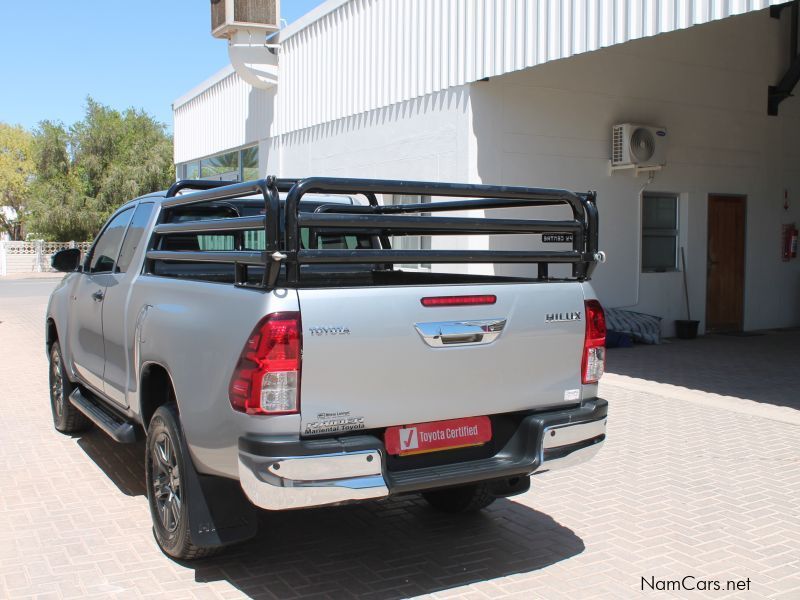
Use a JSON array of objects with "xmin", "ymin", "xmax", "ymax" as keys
[
  {"xmin": 165, "ymin": 179, "xmax": 232, "ymax": 198},
  {"xmin": 147, "ymin": 177, "xmax": 600, "ymax": 289}
]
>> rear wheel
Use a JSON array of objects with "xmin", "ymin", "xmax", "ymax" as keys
[
  {"xmin": 422, "ymin": 483, "xmax": 496, "ymax": 513},
  {"xmin": 145, "ymin": 403, "xmax": 216, "ymax": 560},
  {"xmin": 48, "ymin": 341, "xmax": 89, "ymax": 433}
]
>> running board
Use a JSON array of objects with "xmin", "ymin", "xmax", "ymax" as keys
[{"xmin": 69, "ymin": 389, "xmax": 138, "ymax": 443}]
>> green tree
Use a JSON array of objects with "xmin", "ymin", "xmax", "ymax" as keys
[
  {"xmin": 26, "ymin": 98, "xmax": 174, "ymax": 241},
  {"xmin": 0, "ymin": 123, "xmax": 35, "ymax": 240}
]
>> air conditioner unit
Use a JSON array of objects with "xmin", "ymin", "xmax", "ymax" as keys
[
  {"xmin": 611, "ymin": 124, "xmax": 667, "ymax": 169},
  {"xmin": 211, "ymin": 0, "xmax": 280, "ymax": 39}
]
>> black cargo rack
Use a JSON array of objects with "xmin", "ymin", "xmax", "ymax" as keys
[{"xmin": 146, "ymin": 176, "xmax": 600, "ymax": 289}]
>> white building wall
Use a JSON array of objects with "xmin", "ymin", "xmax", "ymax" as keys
[
  {"xmin": 269, "ymin": 86, "xmax": 488, "ymax": 271},
  {"xmin": 276, "ymin": 0, "xmax": 784, "ymax": 135},
  {"xmin": 173, "ymin": 67, "xmax": 275, "ymax": 164},
  {"xmin": 468, "ymin": 9, "xmax": 800, "ymax": 334},
  {"xmin": 271, "ymin": 86, "xmax": 471, "ymax": 180}
]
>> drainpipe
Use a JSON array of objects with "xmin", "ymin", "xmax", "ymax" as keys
[{"xmin": 227, "ymin": 29, "xmax": 279, "ymax": 90}]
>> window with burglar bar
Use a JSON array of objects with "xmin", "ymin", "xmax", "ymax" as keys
[{"xmin": 642, "ymin": 192, "xmax": 679, "ymax": 272}]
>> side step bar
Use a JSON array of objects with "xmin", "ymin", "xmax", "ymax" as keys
[{"xmin": 69, "ymin": 388, "xmax": 138, "ymax": 443}]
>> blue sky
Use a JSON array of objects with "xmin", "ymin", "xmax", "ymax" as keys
[{"xmin": 0, "ymin": 1, "xmax": 326, "ymax": 132}]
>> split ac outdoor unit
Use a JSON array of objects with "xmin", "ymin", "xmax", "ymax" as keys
[
  {"xmin": 611, "ymin": 124, "xmax": 667, "ymax": 169},
  {"xmin": 211, "ymin": 0, "xmax": 280, "ymax": 39}
]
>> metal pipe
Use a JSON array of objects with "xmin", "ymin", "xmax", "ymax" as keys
[
  {"xmin": 145, "ymin": 250, "xmax": 266, "ymax": 265},
  {"xmin": 165, "ymin": 179, "xmax": 232, "ymax": 198},
  {"xmin": 297, "ymin": 249, "xmax": 585, "ymax": 264},
  {"xmin": 378, "ymin": 198, "xmax": 565, "ymax": 213},
  {"xmin": 298, "ymin": 213, "xmax": 581, "ymax": 234},
  {"xmin": 263, "ymin": 177, "xmax": 282, "ymax": 287},
  {"xmin": 161, "ymin": 180, "xmax": 266, "ymax": 209},
  {"xmin": 153, "ymin": 216, "xmax": 266, "ymax": 235}
]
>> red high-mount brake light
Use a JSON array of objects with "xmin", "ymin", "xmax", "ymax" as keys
[
  {"xmin": 229, "ymin": 312, "xmax": 301, "ymax": 415},
  {"xmin": 421, "ymin": 295, "xmax": 497, "ymax": 307},
  {"xmin": 582, "ymin": 299, "xmax": 606, "ymax": 384}
]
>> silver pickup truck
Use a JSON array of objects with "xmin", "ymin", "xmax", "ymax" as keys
[{"xmin": 46, "ymin": 177, "xmax": 608, "ymax": 559}]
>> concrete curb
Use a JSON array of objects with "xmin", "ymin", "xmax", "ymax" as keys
[{"xmin": 602, "ymin": 372, "xmax": 800, "ymax": 426}]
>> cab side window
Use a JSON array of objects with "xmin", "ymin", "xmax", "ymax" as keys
[
  {"xmin": 88, "ymin": 209, "xmax": 133, "ymax": 273},
  {"xmin": 117, "ymin": 203, "xmax": 155, "ymax": 273}
]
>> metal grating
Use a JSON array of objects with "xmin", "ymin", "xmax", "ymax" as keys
[
  {"xmin": 275, "ymin": 0, "xmax": 782, "ymax": 136},
  {"xmin": 612, "ymin": 125, "xmax": 625, "ymax": 165},
  {"xmin": 234, "ymin": 0, "xmax": 278, "ymax": 26},
  {"xmin": 211, "ymin": 0, "xmax": 225, "ymax": 31}
]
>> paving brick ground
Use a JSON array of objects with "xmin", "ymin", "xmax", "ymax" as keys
[
  {"xmin": 606, "ymin": 331, "xmax": 800, "ymax": 411},
  {"xmin": 1, "ymin": 277, "xmax": 798, "ymax": 599}
]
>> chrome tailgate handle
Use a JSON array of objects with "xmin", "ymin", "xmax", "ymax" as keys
[{"xmin": 415, "ymin": 319, "xmax": 507, "ymax": 347}]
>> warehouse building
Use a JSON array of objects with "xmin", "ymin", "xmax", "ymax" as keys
[{"xmin": 173, "ymin": 0, "xmax": 800, "ymax": 336}]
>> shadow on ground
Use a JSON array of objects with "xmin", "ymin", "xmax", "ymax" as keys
[
  {"xmin": 76, "ymin": 428, "xmax": 583, "ymax": 599},
  {"xmin": 607, "ymin": 329, "xmax": 800, "ymax": 410},
  {"xmin": 77, "ymin": 428, "xmax": 147, "ymax": 496},
  {"xmin": 192, "ymin": 498, "xmax": 583, "ymax": 599}
]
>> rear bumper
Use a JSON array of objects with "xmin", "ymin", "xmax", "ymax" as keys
[{"xmin": 238, "ymin": 398, "xmax": 607, "ymax": 510}]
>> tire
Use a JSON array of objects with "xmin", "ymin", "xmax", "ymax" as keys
[
  {"xmin": 145, "ymin": 403, "xmax": 217, "ymax": 560},
  {"xmin": 422, "ymin": 482, "xmax": 497, "ymax": 514},
  {"xmin": 48, "ymin": 341, "xmax": 90, "ymax": 433}
]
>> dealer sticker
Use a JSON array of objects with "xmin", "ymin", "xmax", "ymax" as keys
[{"xmin": 385, "ymin": 416, "xmax": 492, "ymax": 456}]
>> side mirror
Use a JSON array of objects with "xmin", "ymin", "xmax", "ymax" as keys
[{"xmin": 51, "ymin": 248, "xmax": 82, "ymax": 273}]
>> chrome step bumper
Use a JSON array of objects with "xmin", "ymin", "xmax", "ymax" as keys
[
  {"xmin": 238, "ymin": 449, "xmax": 388, "ymax": 511},
  {"xmin": 537, "ymin": 418, "xmax": 607, "ymax": 473},
  {"xmin": 238, "ymin": 399, "xmax": 607, "ymax": 511}
]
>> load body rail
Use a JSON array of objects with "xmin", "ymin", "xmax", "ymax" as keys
[{"xmin": 146, "ymin": 176, "xmax": 601, "ymax": 289}]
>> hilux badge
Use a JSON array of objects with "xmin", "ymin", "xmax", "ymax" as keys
[{"xmin": 545, "ymin": 312, "xmax": 582, "ymax": 323}]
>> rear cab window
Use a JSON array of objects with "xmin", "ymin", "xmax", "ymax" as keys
[{"xmin": 150, "ymin": 198, "xmax": 376, "ymax": 284}]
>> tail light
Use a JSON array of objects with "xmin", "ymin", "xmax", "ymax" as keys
[
  {"xmin": 229, "ymin": 312, "xmax": 301, "ymax": 415},
  {"xmin": 582, "ymin": 300, "xmax": 606, "ymax": 384}
]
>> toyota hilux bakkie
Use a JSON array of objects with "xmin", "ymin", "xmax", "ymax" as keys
[{"xmin": 46, "ymin": 177, "xmax": 608, "ymax": 559}]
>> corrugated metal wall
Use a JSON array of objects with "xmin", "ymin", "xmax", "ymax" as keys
[
  {"xmin": 276, "ymin": 0, "xmax": 781, "ymax": 135},
  {"xmin": 174, "ymin": 69, "xmax": 274, "ymax": 164}
]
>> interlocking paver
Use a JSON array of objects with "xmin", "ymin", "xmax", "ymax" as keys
[{"xmin": 1, "ymin": 277, "xmax": 799, "ymax": 599}]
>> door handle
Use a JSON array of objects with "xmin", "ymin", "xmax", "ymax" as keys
[
  {"xmin": 91, "ymin": 290, "xmax": 104, "ymax": 302},
  {"xmin": 415, "ymin": 319, "xmax": 507, "ymax": 348}
]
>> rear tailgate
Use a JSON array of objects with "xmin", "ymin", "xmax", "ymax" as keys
[{"xmin": 298, "ymin": 282, "xmax": 586, "ymax": 436}]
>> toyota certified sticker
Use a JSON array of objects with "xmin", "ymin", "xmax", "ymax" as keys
[{"xmin": 385, "ymin": 416, "xmax": 492, "ymax": 456}]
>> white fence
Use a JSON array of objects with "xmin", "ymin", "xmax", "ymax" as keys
[{"xmin": 0, "ymin": 241, "xmax": 92, "ymax": 276}]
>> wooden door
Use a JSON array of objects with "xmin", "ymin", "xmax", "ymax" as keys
[{"xmin": 706, "ymin": 195, "xmax": 746, "ymax": 332}]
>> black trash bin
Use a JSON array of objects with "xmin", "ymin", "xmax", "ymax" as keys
[{"xmin": 675, "ymin": 319, "xmax": 699, "ymax": 339}]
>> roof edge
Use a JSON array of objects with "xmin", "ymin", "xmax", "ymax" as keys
[
  {"xmin": 277, "ymin": 0, "xmax": 350, "ymax": 42},
  {"xmin": 173, "ymin": 64, "xmax": 236, "ymax": 110}
]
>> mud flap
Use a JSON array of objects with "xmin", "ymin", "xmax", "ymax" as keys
[{"xmin": 179, "ymin": 441, "xmax": 258, "ymax": 547}]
